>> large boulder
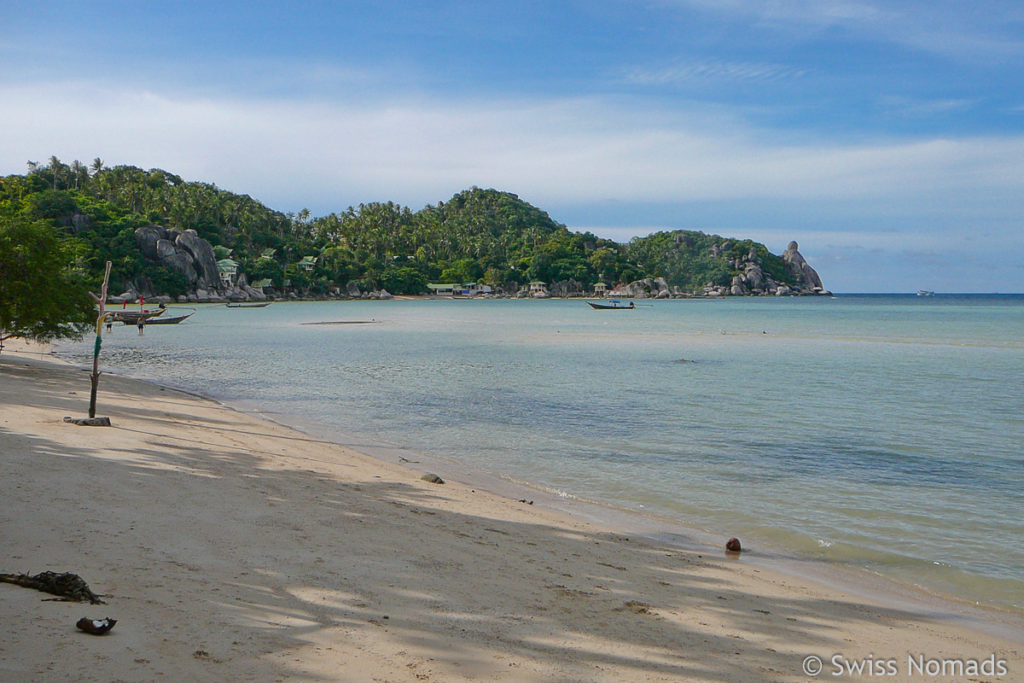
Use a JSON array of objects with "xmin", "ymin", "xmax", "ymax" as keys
[
  {"xmin": 617, "ymin": 277, "xmax": 670, "ymax": 298},
  {"xmin": 743, "ymin": 263, "xmax": 765, "ymax": 290},
  {"xmin": 162, "ymin": 252, "xmax": 198, "ymax": 284},
  {"xmin": 782, "ymin": 241, "xmax": 824, "ymax": 291},
  {"xmin": 175, "ymin": 230, "xmax": 220, "ymax": 290},
  {"xmin": 134, "ymin": 225, "xmax": 226, "ymax": 296},
  {"xmin": 549, "ymin": 279, "xmax": 584, "ymax": 297},
  {"xmin": 134, "ymin": 225, "xmax": 167, "ymax": 260},
  {"xmin": 155, "ymin": 238, "xmax": 178, "ymax": 262}
]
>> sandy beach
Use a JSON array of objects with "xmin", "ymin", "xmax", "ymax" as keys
[{"xmin": 1, "ymin": 341, "xmax": 1020, "ymax": 682}]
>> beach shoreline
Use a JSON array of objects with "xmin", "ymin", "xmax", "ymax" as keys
[
  {"xmin": 2, "ymin": 340, "xmax": 1020, "ymax": 681},
  {"xmin": 237, "ymin": 398, "xmax": 1024, "ymax": 641},
  {"xmin": 39, "ymin": 330, "xmax": 1024, "ymax": 633}
]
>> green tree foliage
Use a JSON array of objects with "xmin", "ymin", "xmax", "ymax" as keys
[
  {"xmin": 379, "ymin": 266, "xmax": 427, "ymax": 294},
  {"xmin": 623, "ymin": 230, "xmax": 798, "ymax": 291},
  {"xmin": 3, "ymin": 158, "xmax": 801, "ymax": 301},
  {"xmin": 0, "ymin": 217, "xmax": 95, "ymax": 342}
]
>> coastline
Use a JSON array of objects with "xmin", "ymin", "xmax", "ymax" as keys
[
  {"xmin": 238, "ymin": 398, "xmax": 1024, "ymax": 640},
  {"xmin": 2, "ymin": 341, "xmax": 1020, "ymax": 681}
]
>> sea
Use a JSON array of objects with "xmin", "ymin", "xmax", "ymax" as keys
[{"xmin": 57, "ymin": 294, "xmax": 1024, "ymax": 619}]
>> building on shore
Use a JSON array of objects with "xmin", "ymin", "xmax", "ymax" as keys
[
  {"xmin": 427, "ymin": 283, "xmax": 456, "ymax": 296},
  {"xmin": 455, "ymin": 283, "xmax": 493, "ymax": 297}
]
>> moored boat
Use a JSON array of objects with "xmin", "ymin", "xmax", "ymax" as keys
[
  {"xmin": 144, "ymin": 309, "xmax": 196, "ymax": 325},
  {"xmin": 587, "ymin": 300, "xmax": 635, "ymax": 310},
  {"xmin": 106, "ymin": 307, "xmax": 166, "ymax": 323},
  {"xmin": 226, "ymin": 302, "xmax": 271, "ymax": 308}
]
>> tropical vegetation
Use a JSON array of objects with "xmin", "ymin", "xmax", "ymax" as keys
[{"xmin": 1, "ymin": 157, "xmax": 801, "ymax": 313}]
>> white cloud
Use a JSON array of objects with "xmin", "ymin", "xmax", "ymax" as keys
[
  {"xmin": 2, "ymin": 79, "xmax": 1020, "ymax": 291},
  {"xmin": 2, "ymin": 81, "xmax": 1023, "ymax": 221}
]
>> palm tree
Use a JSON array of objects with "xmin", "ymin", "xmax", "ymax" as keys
[
  {"xmin": 48, "ymin": 155, "xmax": 62, "ymax": 190},
  {"xmin": 91, "ymin": 157, "xmax": 104, "ymax": 175},
  {"xmin": 70, "ymin": 160, "xmax": 88, "ymax": 189}
]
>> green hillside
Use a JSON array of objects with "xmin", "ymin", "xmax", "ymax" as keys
[{"xmin": 1, "ymin": 157, "xmax": 806, "ymax": 299}]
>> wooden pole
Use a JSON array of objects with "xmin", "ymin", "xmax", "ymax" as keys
[{"xmin": 88, "ymin": 261, "xmax": 112, "ymax": 419}]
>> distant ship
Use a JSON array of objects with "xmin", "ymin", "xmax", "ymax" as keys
[{"xmin": 917, "ymin": 290, "xmax": 935, "ymax": 297}]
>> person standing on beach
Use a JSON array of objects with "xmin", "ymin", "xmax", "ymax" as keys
[{"xmin": 137, "ymin": 318, "xmax": 145, "ymax": 336}]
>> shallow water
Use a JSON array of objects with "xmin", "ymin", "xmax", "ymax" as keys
[{"xmin": 60, "ymin": 294, "xmax": 1024, "ymax": 612}]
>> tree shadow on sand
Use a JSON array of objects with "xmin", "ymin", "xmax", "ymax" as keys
[{"xmin": 1, "ymin": 358, "xmax": 999, "ymax": 681}]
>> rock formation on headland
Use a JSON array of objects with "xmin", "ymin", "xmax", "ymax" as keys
[
  {"xmin": 129, "ymin": 226, "xmax": 265, "ymax": 303},
  {"xmin": 782, "ymin": 241, "xmax": 825, "ymax": 292},
  {"xmin": 609, "ymin": 238, "xmax": 829, "ymax": 298},
  {"xmin": 134, "ymin": 226, "xmax": 220, "ymax": 292}
]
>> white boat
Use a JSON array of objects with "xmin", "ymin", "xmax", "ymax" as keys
[{"xmin": 917, "ymin": 290, "xmax": 935, "ymax": 297}]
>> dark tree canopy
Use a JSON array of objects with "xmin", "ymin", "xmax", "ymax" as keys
[{"xmin": 0, "ymin": 217, "xmax": 95, "ymax": 342}]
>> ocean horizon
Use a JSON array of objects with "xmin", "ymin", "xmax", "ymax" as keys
[{"xmin": 58, "ymin": 293, "xmax": 1024, "ymax": 617}]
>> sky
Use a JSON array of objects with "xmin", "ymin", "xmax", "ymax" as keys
[{"xmin": 2, "ymin": 0, "xmax": 1023, "ymax": 292}]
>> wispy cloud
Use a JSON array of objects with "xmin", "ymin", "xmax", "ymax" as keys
[
  {"xmin": 879, "ymin": 96, "xmax": 976, "ymax": 118},
  {"xmin": 623, "ymin": 58, "xmax": 808, "ymax": 87},
  {"xmin": 659, "ymin": 0, "xmax": 1024, "ymax": 61},
  {"xmin": 674, "ymin": 0, "xmax": 888, "ymax": 28}
]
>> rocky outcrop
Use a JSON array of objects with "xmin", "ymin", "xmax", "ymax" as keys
[
  {"xmin": 613, "ymin": 277, "xmax": 671, "ymax": 299},
  {"xmin": 175, "ymin": 230, "xmax": 221, "ymax": 287},
  {"xmin": 548, "ymin": 279, "xmax": 585, "ymax": 297},
  {"xmin": 228, "ymin": 273, "xmax": 267, "ymax": 302},
  {"xmin": 689, "ymin": 240, "xmax": 828, "ymax": 297},
  {"xmin": 782, "ymin": 241, "xmax": 825, "ymax": 291},
  {"xmin": 134, "ymin": 226, "xmax": 224, "ymax": 296}
]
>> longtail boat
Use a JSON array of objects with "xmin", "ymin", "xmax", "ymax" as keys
[
  {"xmin": 586, "ymin": 300, "xmax": 635, "ymax": 310},
  {"xmin": 145, "ymin": 309, "xmax": 196, "ymax": 325},
  {"xmin": 105, "ymin": 307, "xmax": 166, "ymax": 323}
]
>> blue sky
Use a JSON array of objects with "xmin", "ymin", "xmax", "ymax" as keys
[{"xmin": 2, "ymin": 0, "xmax": 1023, "ymax": 291}]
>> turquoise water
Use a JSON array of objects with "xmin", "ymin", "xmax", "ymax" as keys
[{"xmin": 60, "ymin": 295, "xmax": 1024, "ymax": 612}]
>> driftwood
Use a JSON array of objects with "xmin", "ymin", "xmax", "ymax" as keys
[{"xmin": 0, "ymin": 571, "xmax": 105, "ymax": 604}]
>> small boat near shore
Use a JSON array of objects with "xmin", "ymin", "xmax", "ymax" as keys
[
  {"xmin": 587, "ymin": 300, "xmax": 635, "ymax": 310},
  {"xmin": 106, "ymin": 307, "xmax": 166, "ymax": 324},
  {"xmin": 144, "ymin": 309, "xmax": 196, "ymax": 325},
  {"xmin": 226, "ymin": 302, "xmax": 271, "ymax": 308}
]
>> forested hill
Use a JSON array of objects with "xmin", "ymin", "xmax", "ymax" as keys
[{"xmin": 0, "ymin": 158, "xmax": 823, "ymax": 298}]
